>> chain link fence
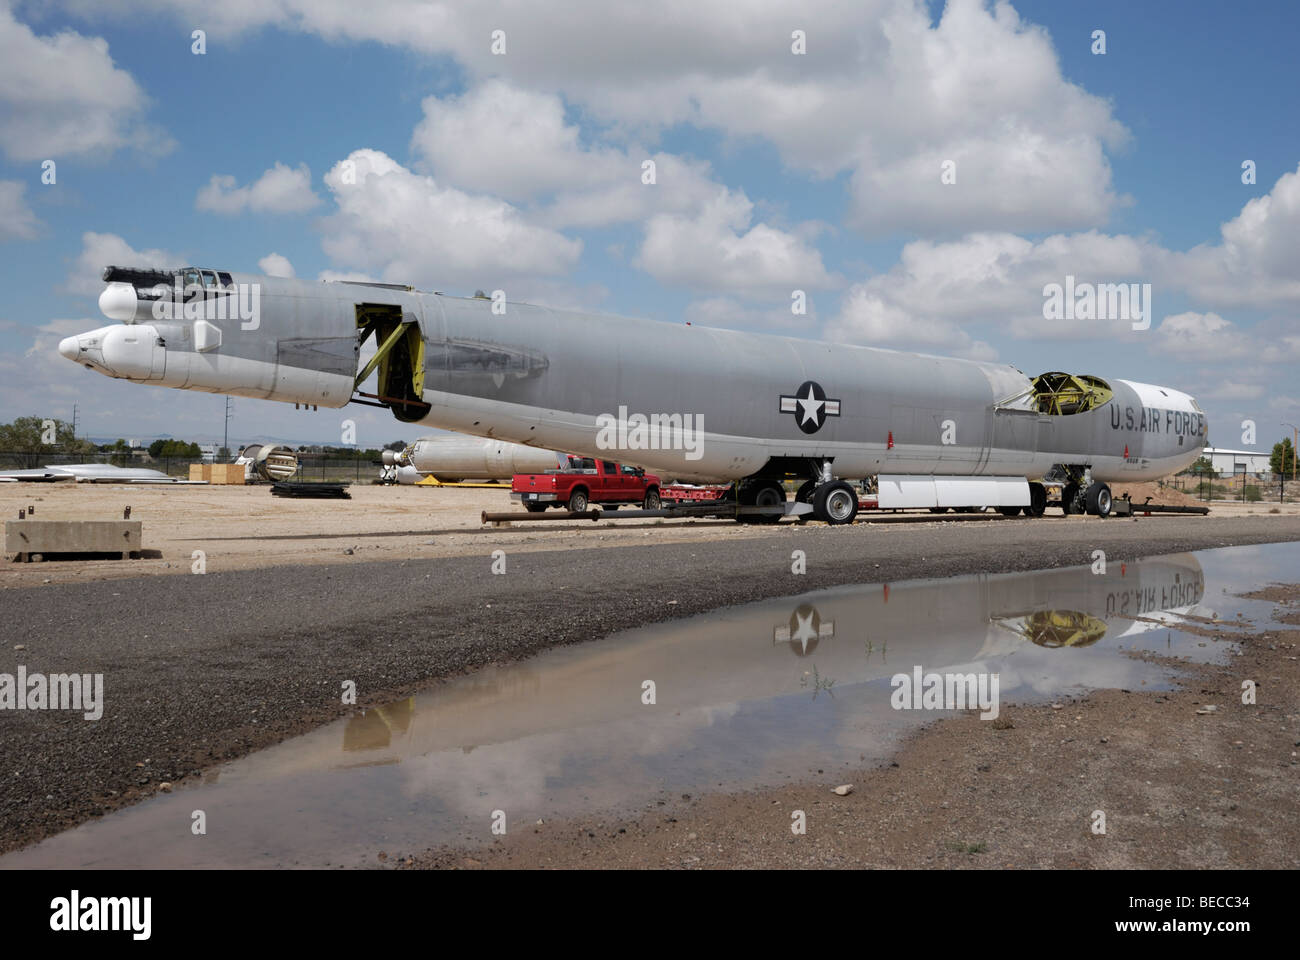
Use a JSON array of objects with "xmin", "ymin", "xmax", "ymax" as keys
[
  {"xmin": 1165, "ymin": 472, "xmax": 1298, "ymax": 503},
  {"xmin": 0, "ymin": 451, "xmax": 384, "ymax": 484}
]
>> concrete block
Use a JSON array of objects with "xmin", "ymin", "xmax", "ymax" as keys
[{"xmin": 5, "ymin": 520, "xmax": 143, "ymax": 561}]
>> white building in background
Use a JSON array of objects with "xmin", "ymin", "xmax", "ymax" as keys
[{"xmin": 1203, "ymin": 447, "xmax": 1274, "ymax": 477}]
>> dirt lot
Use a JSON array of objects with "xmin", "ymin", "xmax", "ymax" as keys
[{"xmin": 2, "ymin": 480, "xmax": 1292, "ymax": 589}]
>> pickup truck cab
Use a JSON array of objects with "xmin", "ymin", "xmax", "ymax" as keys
[{"xmin": 511, "ymin": 455, "xmax": 662, "ymax": 513}]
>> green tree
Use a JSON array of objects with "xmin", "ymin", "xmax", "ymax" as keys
[
  {"xmin": 1270, "ymin": 437, "xmax": 1297, "ymax": 477},
  {"xmin": 1187, "ymin": 455, "xmax": 1217, "ymax": 477},
  {"xmin": 105, "ymin": 438, "xmax": 131, "ymax": 467},
  {"xmin": 0, "ymin": 416, "xmax": 95, "ymax": 467}
]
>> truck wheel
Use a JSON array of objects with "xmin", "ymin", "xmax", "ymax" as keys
[
  {"xmin": 567, "ymin": 489, "xmax": 588, "ymax": 513},
  {"xmin": 523, "ymin": 502, "xmax": 547, "ymax": 513},
  {"xmin": 813, "ymin": 481, "xmax": 858, "ymax": 525},
  {"xmin": 1026, "ymin": 482, "xmax": 1047, "ymax": 517},
  {"xmin": 1085, "ymin": 481, "xmax": 1112, "ymax": 517},
  {"xmin": 643, "ymin": 488, "xmax": 661, "ymax": 510}
]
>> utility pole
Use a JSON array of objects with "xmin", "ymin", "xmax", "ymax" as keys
[
  {"xmin": 70, "ymin": 403, "xmax": 77, "ymax": 440},
  {"xmin": 223, "ymin": 396, "xmax": 234, "ymax": 460}
]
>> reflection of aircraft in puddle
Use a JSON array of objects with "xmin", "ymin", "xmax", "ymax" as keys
[
  {"xmin": 321, "ymin": 553, "xmax": 1209, "ymax": 768},
  {"xmin": 999, "ymin": 610, "xmax": 1109, "ymax": 648},
  {"xmin": 774, "ymin": 604, "xmax": 835, "ymax": 655},
  {"xmin": 341, "ymin": 698, "xmax": 415, "ymax": 763}
]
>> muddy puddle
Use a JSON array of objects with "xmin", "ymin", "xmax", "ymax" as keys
[{"xmin": 5, "ymin": 542, "xmax": 1295, "ymax": 868}]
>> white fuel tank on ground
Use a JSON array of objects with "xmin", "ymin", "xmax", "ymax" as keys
[{"xmin": 402, "ymin": 435, "xmax": 566, "ymax": 481}]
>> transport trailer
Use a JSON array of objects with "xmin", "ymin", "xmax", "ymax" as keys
[
  {"xmin": 485, "ymin": 482, "xmax": 809, "ymax": 524},
  {"xmin": 1110, "ymin": 496, "xmax": 1210, "ymax": 517}
]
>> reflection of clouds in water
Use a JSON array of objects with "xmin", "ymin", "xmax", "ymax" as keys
[{"xmin": 395, "ymin": 703, "xmax": 742, "ymax": 818}]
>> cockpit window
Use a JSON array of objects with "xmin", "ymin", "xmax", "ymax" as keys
[
  {"xmin": 218, "ymin": 272, "xmax": 234, "ymax": 288},
  {"xmin": 201, "ymin": 270, "xmax": 217, "ymax": 289},
  {"xmin": 182, "ymin": 268, "xmax": 202, "ymax": 301}
]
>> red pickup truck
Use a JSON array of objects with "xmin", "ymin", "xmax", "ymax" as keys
[{"xmin": 511, "ymin": 455, "xmax": 662, "ymax": 512}]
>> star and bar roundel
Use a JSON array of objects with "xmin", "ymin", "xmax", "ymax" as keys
[{"xmin": 779, "ymin": 380, "xmax": 841, "ymax": 434}]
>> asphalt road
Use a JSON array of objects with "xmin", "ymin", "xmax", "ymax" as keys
[{"xmin": 3, "ymin": 513, "xmax": 1299, "ymax": 854}]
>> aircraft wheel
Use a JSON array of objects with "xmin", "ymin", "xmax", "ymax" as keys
[
  {"xmin": 1061, "ymin": 482, "xmax": 1079, "ymax": 515},
  {"xmin": 1085, "ymin": 481, "xmax": 1112, "ymax": 518},
  {"xmin": 523, "ymin": 502, "xmax": 547, "ymax": 513},
  {"xmin": 997, "ymin": 506, "xmax": 1021, "ymax": 517},
  {"xmin": 1026, "ymin": 482, "xmax": 1047, "ymax": 517},
  {"xmin": 567, "ymin": 490, "xmax": 589, "ymax": 513},
  {"xmin": 928, "ymin": 507, "xmax": 949, "ymax": 514},
  {"xmin": 814, "ymin": 481, "xmax": 859, "ymax": 525},
  {"xmin": 643, "ymin": 489, "xmax": 661, "ymax": 510},
  {"xmin": 795, "ymin": 480, "xmax": 817, "ymax": 503}
]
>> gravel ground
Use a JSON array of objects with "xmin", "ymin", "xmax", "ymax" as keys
[{"xmin": 2, "ymin": 513, "xmax": 1299, "ymax": 856}]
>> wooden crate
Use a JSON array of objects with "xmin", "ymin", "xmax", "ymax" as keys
[{"xmin": 209, "ymin": 463, "xmax": 245, "ymax": 485}]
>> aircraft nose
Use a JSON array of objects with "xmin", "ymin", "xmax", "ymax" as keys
[{"xmin": 58, "ymin": 335, "xmax": 80, "ymax": 361}]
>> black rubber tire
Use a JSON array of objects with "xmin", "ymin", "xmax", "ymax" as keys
[
  {"xmin": 997, "ymin": 506, "xmax": 1021, "ymax": 517},
  {"xmin": 749, "ymin": 481, "xmax": 786, "ymax": 524},
  {"xmin": 813, "ymin": 481, "xmax": 859, "ymax": 525},
  {"xmin": 795, "ymin": 480, "xmax": 817, "ymax": 503},
  {"xmin": 1085, "ymin": 481, "xmax": 1112, "ymax": 518},
  {"xmin": 523, "ymin": 502, "xmax": 547, "ymax": 513},
  {"xmin": 1026, "ymin": 482, "xmax": 1047, "ymax": 517},
  {"xmin": 1061, "ymin": 482, "xmax": 1079, "ymax": 515},
  {"xmin": 643, "ymin": 488, "xmax": 660, "ymax": 510},
  {"xmin": 928, "ymin": 507, "xmax": 949, "ymax": 514},
  {"xmin": 567, "ymin": 489, "xmax": 588, "ymax": 513}
]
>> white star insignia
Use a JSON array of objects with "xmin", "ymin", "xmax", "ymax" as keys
[{"xmin": 796, "ymin": 384, "xmax": 824, "ymax": 427}]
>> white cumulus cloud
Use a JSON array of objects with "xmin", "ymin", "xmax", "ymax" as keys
[
  {"xmin": 0, "ymin": 5, "xmax": 170, "ymax": 161},
  {"xmin": 318, "ymin": 149, "xmax": 581, "ymax": 288},
  {"xmin": 196, "ymin": 162, "xmax": 320, "ymax": 215},
  {"xmin": 257, "ymin": 253, "xmax": 295, "ymax": 278},
  {"xmin": 0, "ymin": 179, "xmax": 39, "ymax": 240}
]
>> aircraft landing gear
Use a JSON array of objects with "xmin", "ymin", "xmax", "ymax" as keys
[
  {"xmin": 1085, "ymin": 481, "xmax": 1112, "ymax": 517},
  {"xmin": 813, "ymin": 480, "xmax": 859, "ymax": 525},
  {"xmin": 1061, "ymin": 481, "xmax": 1080, "ymax": 515}
]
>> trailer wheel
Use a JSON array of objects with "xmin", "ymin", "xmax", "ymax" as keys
[
  {"xmin": 523, "ymin": 502, "xmax": 547, "ymax": 513},
  {"xmin": 814, "ymin": 481, "xmax": 858, "ymax": 525},
  {"xmin": 1085, "ymin": 482, "xmax": 1112, "ymax": 518},
  {"xmin": 1026, "ymin": 482, "xmax": 1047, "ymax": 517},
  {"xmin": 567, "ymin": 489, "xmax": 589, "ymax": 513},
  {"xmin": 643, "ymin": 488, "xmax": 661, "ymax": 510},
  {"xmin": 750, "ymin": 481, "xmax": 786, "ymax": 524}
]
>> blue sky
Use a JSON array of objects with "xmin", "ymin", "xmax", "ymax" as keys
[{"xmin": 1, "ymin": 0, "xmax": 1297, "ymax": 451}]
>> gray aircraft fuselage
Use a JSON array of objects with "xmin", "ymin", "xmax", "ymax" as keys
[{"xmin": 60, "ymin": 270, "xmax": 1208, "ymax": 484}]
